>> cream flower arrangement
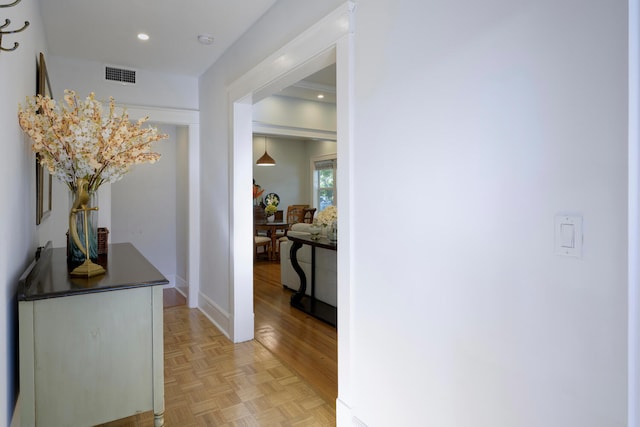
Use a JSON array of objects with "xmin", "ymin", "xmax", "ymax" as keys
[
  {"xmin": 316, "ymin": 205, "xmax": 337, "ymax": 227},
  {"xmin": 18, "ymin": 90, "xmax": 167, "ymax": 193},
  {"xmin": 264, "ymin": 204, "xmax": 277, "ymax": 216}
]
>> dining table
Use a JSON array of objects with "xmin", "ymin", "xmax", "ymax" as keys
[{"xmin": 254, "ymin": 220, "xmax": 290, "ymax": 260}]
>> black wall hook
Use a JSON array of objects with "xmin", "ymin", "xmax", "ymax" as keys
[{"xmin": 0, "ymin": 0, "xmax": 29, "ymax": 53}]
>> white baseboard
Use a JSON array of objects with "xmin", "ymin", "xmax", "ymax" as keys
[
  {"xmin": 197, "ymin": 292, "xmax": 231, "ymax": 339},
  {"xmin": 336, "ymin": 398, "xmax": 366, "ymax": 426},
  {"xmin": 162, "ymin": 274, "xmax": 176, "ymax": 288},
  {"xmin": 175, "ymin": 275, "xmax": 188, "ymax": 298}
]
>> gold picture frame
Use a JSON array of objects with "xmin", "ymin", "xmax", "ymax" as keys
[{"xmin": 36, "ymin": 52, "xmax": 52, "ymax": 225}]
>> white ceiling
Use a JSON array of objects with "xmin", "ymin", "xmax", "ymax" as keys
[
  {"xmin": 39, "ymin": 0, "xmax": 278, "ymax": 77},
  {"xmin": 38, "ymin": 0, "xmax": 335, "ymax": 101},
  {"xmin": 278, "ymin": 64, "xmax": 336, "ymax": 104}
]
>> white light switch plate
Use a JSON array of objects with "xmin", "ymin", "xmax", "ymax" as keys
[{"xmin": 555, "ymin": 215, "xmax": 582, "ymax": 257}]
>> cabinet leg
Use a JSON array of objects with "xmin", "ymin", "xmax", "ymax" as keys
[{"xmin": 154, "ymin": 411, "xmax": 165, "ymax": 426}]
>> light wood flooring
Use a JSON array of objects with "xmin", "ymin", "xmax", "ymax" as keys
[
  {"xmin": 100, "ymin": 260, "xmax": 337, "ymax": 426},
  {"xmin": 253, "ymin": 260, "xmax": 337, "ymax": 405}
]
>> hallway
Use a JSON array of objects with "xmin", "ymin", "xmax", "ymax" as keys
[{"xmin": 100, "ymin": 264, "xmax": 337, "ymax": 426}]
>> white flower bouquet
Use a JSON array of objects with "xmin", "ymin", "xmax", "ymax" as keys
[{"xmin": 316, "ymin": 205, "xmax": 337, "ymax": 227}]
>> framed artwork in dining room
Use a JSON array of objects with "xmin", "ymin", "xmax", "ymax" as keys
[{"xmin": 36, "ymin": 52, "xmax": 53, "ymax": 225}]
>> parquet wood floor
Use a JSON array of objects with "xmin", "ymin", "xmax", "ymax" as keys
[{"xmin": 99, "ymin": 262, "xmax": 337, "ymax": 426}]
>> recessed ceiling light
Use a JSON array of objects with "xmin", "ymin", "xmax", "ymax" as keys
[
  {"xmin": 317, "ymin": 94, "xmax": 324, "ymax": 99},
  {"xmin": 137, "ymin": 33, "xmax": 149, "ymax": 41},
  {"xmin": 197, "ymin": 34, "xmax": 214, "ymax": 45}
]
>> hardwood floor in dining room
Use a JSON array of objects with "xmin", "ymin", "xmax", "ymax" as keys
[
  {"xmin": 100, "ymin": 260, "xmax": 337, "ymax": 426},
  {"xmin": 253, "ymin": 259, "xmax": 338, "ymax": 405}
]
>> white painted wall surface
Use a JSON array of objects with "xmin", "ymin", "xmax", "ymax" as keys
[
  {"xmin": 200, "ymin": 0, "xmax": 630, "ymax": 426},
  {"xmin": 111, "ymin": 125, "xmax": 179, "ymax": 284},
  {"xmin": 0, "ymin": 1, "xmax": 47, "ymax": 424},
  {"xmin": 307, "ymin": 140, "xmax": 337, "ymax": 160},
  {"xmin": 253, "ymin": 95, "xmax": 336, "ymax": 134},
  {"xmin": 176, "ymin": 126, "xmax": 189, "ymax": 287},
  {"xmin": 46, "ymin": 56, "xmax": 198, "ymax": 110},
  {"xmin": 253, "ymin": 136, "xmax": 311, "ymax": 207},
  {"xmin": 349, "ymin": 0, "xmax": 627, "ymax": 426}
]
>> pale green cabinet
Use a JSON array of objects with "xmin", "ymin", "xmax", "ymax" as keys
[{"xmin": 18, "ymin": 243, "xmax": 167, "ymax": 427}]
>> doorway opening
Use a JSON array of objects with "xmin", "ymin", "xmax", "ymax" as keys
[
  {"xmin": 251, "ymin": 63, "xmax": 338, "ymax": 402},
  {"xmin": 118, "ymin": 106, "xmax": 200, "ymax": 308},
  {"xmin": 228, "ymin": 3, "xmax": 353, "ymax": 416}
]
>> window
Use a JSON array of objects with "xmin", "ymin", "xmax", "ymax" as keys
[{"xmin": 313, "ymin": 156, "xmax": 336, "ymax": 211}]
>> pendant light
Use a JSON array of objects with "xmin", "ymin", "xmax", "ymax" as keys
[{"xmin": 256, "ymin": 135, "xmax": 276, "ymax": 166}]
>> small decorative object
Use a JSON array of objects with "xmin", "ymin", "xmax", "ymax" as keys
[
  {"xmin": 252, "ymin": 179, "xmax": 264, "ymax": 206},
  {"xmin": 309, "ymin": 224, "xmax": 321, "ymax": 240},
  {"xmin": 264, "ymin": 192, "xmax": 279, "ymax": 207},
  {"xmin": 18, "ymin": 90, "xmax": 167, "ymax": 277},
  {"xmin": 97, "ymin": 227, "xmax": 109, "ymax": 255}
]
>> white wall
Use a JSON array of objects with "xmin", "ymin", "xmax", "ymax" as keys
[
  {"xmin": 254, "ymin": 95, "xmax": 336, "ymax": 137},
  {"xmin": 349, "ymin": 0, "xmax": 627, "ymax": 426},
  {"xmin": 111, "ymin": 124, "xmax": 179, "ymax": 284},
  {"xmin": 200, "ymin": 0, "xmax": 630, "ymax": 426},
  {"xmin": 253, "ymin": 136, "xmax": 311, "ymax": 208},
  {"xmin": 46, "ymin": 55, "xmax": 198, "ymax": 110},
  {"xmin": 307, "ymin": 140, "xmax": 337, "ymax": 160},
  {"xmin": 176, "ymin": 126, "xmax": 189, "ymax": 291},
  {"xmin": 0, "ymin": 1, "xmax": 47, "ymax": 424}
]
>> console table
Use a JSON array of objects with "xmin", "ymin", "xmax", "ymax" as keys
[
  {"xmin": 18, "ymin": 242, "xmax": 168, "ymax": 427},
  {"xmin": 287, "ymin": 234, "xmax": 337, "ymax": 326}
]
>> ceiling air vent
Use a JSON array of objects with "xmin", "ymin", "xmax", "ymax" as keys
[{"xmin": 105, "ymin": 66, "xmax": 136, "ymax": 84}]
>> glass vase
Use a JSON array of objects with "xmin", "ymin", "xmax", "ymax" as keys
[
  {"xmin": 328, "ymin": 220, "xmax": 338, "ymax": 242},
  {"xmin": 68, "ymin": 189, "xmax": 99, "ymax": 264}
]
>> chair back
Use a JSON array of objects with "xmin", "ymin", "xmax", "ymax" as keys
[
  {"xmin": 302, "ymin": 208, "xmax": 316, "ymax": 224},
  {"xmin": 254, "ymin": 205, "xmax": 265, "ymax": 222},
  {"xmin": 285, "ymin": 205, "xmax": 309, "ymax": 225}
]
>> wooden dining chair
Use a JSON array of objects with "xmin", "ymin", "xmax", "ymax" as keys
[
  {"xmin": 255, "ymin": 232, "xmax": 271, "ymax": 261},
  {"xmin": 275, "ymin": 204, "xmax": 311, "ymax": 259},
  {"xmin": 302, "ymin": 208, "xmax": 316, "ymax": 223},
  {"xmin": 285, "ymin": 205, "xmax": 308, "ymax": 225}
]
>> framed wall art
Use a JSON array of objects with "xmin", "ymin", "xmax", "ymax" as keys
[{"xmin": 36, "ymin": 52, "xmax": 52, "ymax": 225}]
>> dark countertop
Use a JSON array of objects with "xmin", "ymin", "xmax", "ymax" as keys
[{"xmin": 18, "ymin": 242, "xmax": 169, "ymax": 301}]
